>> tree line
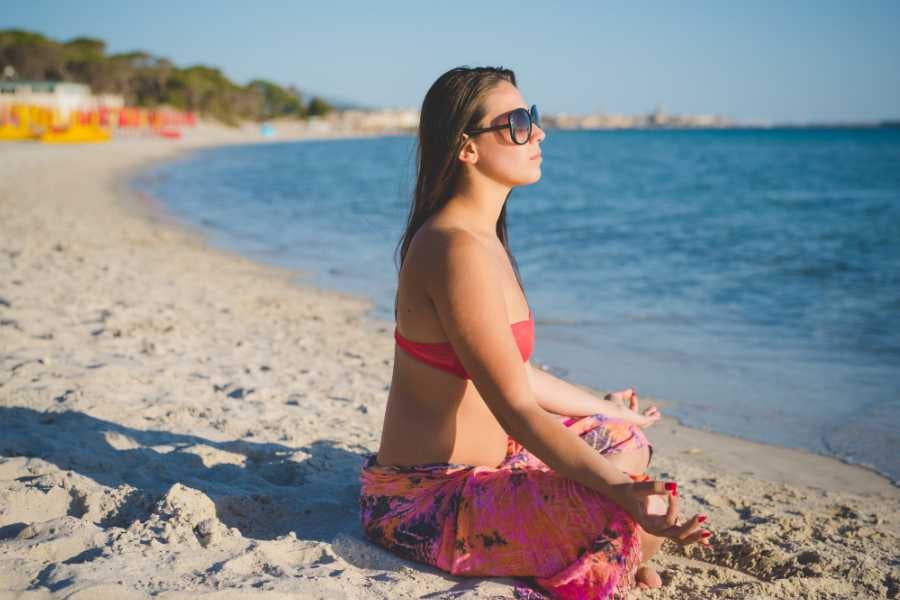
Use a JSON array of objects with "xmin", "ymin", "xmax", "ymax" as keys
[{"xmin": 0, "ymin": 29, "xmax": 333, "ymax": 125}]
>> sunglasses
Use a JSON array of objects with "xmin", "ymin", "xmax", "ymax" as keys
[{"xmin": 464, "ymin": 104, "xmax": 540, "ymax": 145}]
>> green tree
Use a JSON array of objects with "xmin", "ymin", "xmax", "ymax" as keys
[
  {"xmin": 0, "ymin": 28, "xmax": 322, "ymax": 125},
  {"xmin": 307, "ymin": 96, "xmax": 333, "ymax": 117},
  {"xmin": 247, "ymin": 79, "xmax": 305, "ymax": 120},
  {"xmin": 0, "ymin": 29, "xmax": 67, "ymax": 80}
]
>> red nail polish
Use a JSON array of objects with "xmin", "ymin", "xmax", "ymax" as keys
[
  {"xmin": 664, "ymin": 482, "xmax": 677, "ymax": 492},
  {"xmin": 698, "ymin": 515, "xmax": 707, "ymax": 523},
  {"xmin": 701, "ymin": 531, "xmax": 712, "ymax": 538}
]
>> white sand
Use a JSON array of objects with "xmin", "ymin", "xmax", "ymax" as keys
[{"xmin": 1, "ymin": 126, "xmax": 898, "ymax": 599}]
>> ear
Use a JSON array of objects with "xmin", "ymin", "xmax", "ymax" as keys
[{"xmin": 458, "ymin": 133, "xmax": 479, "ymax": 165}]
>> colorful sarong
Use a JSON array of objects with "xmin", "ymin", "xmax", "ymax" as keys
[{"xmin": 359, "ymin": 413, "xmax": 653, "ymax": 599}]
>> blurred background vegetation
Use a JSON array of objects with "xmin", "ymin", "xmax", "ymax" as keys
[{"xmin": 0, "ymin": 29, "xmax": 333, "ymax": 125}]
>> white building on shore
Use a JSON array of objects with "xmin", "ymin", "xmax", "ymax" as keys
[{"xmin": 0, "ymin": 80, "xmax": 124, "ymax": 120}]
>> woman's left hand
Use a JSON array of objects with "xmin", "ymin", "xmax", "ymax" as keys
[
  {"xmin": 628, "ymin": 405, "xmax": 661, "ymax": 428},
  {"xmin": 604, "ymin": 388, "xmax": 661, "ymax": 428}
]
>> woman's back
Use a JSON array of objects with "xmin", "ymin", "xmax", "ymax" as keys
[{"xmin": 375, "ymin": 216, "xmax": 534, "ymax": 468}]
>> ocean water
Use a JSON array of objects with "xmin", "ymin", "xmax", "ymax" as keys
[{"xmin": 133, "ymin": 128, "xmax": 900, "ymax": 483}]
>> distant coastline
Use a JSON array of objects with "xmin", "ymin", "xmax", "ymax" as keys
[
  {"xmin": 6, "ymin": 28, "xmax": 895, "ymax": 136},
  {"xmin": 318, "ymin": 107, "xmax": 900, "ymax": 135}
]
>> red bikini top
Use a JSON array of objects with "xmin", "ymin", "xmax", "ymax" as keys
[{"xmin": 394, "ymin": 309, "xmax": 534, "ymax": 380}]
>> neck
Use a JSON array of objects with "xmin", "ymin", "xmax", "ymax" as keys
[{"xmin": 443, "ymin": 170, "xmax": 511, "ymax": 236}]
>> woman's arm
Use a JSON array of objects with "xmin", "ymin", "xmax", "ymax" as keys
[
  {"xmin": 526, "ymin": 362, "xmax": 632, "ymax": 418},
  {"xmin": 421, "ymin": 230, "xmax": 632, "ymax": 494},
  {"xmin": 419, "ymin": 229, "xmax": 700, "ymax": 542},
  {"xmin": 527, "ymin": 363, "xmax": 659, "ymax": 426}
]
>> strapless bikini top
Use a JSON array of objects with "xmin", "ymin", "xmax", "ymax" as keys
[{"xmin": 393, "ymin": 309, "xmax": 534, "ymax": 380}]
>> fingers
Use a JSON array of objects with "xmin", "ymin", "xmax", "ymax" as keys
[
  {"xmin": 638, "ymin": 406, "xmax": 661, "ymax": 428},
  {"xmin": 664, "ymin": 485, "xmax": 679, "ymax": 527},
  {"xmin": 680, "ymin": 528, "xmax": 713, "ymax": 546},
  {"xmin": 656, "ymin": 513, "xmax": 713, "ymax": 546},
  {"xmin": 631, "ymin": 481, "xmax": 678, "ymax": 534},
  {"xmin": 641, "ymin": 416, "xmax": 660, "ymax": 429},
  {"xmin": 632, "ymin": 479, "xmax": 676, "ymax": 497},
  {"xmin": 629, "ymin": 388, "xmax": 638, "ymax": 412},
  {"xmin": 630, "ymin": 481, "xmax": 713, "ymax": 545},
  {"xmin": 670, "ymin": 514, "xmax": 705, "ymax": 544},
  {"xmin": 640, "ymin": 411, "xmax": 661, "ymax": 426}
]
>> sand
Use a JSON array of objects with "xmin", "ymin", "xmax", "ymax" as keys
[{"xmin": 1, "ymin": 124, "xmax": 898, "ymax": 599}]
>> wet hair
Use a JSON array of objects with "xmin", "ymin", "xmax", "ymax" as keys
[{"xmin": 393, "ymin": 66, "xmax": 525, "ymax": 318}]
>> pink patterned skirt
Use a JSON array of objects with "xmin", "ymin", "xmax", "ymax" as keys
[{"xmin": 359, "ymin": 413, "xmax": 653, "ymax": 599}]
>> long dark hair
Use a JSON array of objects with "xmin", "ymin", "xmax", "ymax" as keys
[{"xmin": 393, "ymin": 66, "xmax": 525, "ymax": 318}]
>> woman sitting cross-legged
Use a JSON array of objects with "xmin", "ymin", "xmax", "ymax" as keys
[{"xmin": 359, "ymin": 65, "xmax": 711, "ymax": 600}]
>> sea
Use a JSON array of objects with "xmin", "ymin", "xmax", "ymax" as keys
[{"xmin": 132, "ymin": 127, "xmax": 900, "ymax": 484}]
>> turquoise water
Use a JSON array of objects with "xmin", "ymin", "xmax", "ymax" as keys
[{"xmin": 133, "ymin": 128, "xmax": 900, "ymax": 483}]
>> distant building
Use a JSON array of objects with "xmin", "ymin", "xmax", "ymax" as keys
[
  {"xmin": 648, "ymin": 105, "xmax": 667, "ymax": 126},
  {"xmin": 0, "ymin": 80, "xmax": 124, "ymax": 120},
  {"xmin": 331, "ymin": 108, "xmax": 419, "ymax": 132},
  {"xmin": 542, "ymin": 107, "xmax": 736, "ymax": 130}
]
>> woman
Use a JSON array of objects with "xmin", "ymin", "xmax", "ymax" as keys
[{"xmin": 359, "ymin": 66, "xmax": 710, "ymax": 599}]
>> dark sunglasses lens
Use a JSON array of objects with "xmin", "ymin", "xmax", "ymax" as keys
[
  {"xmin": 531, "ymin": 105, "xmax": 540, "ymax": 128},
  {"xmin": 509, "ymin": 108, "xmax": 531, "ymax": 144}
]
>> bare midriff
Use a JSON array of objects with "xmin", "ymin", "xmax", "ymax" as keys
[{"xmin": 375, "ymin": 348, "xmax": 513, "ymax": 468}]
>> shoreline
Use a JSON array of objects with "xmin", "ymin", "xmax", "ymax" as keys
[
  {"xmin": 125, "ymin": 132, "xmax": 897, "ymax": 494},
  {"xmin": 1, "ymin": 128, "xmax": 897, "ymax": 598}
]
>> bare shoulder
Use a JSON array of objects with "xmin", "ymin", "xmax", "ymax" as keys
[
  {"xmin": 408, "ymin": 224, "xmax": 493, "ymax": 282},
  {"xmin": 410, "ymin": 223, "xmax": 533, "ymax": 417},
  {"xmin": 410, "ymin": 223, "xmax": 484, "ymax": 255}
]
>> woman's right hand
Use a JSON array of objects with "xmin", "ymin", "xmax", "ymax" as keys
[{"xmin": 611, "ymin": 480, "xmax": 711, "ymax": 546}]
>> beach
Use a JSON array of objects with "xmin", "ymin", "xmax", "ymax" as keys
[{"xmin": 1, "ymin": 128, "xmax": 898, "ymax": 599}]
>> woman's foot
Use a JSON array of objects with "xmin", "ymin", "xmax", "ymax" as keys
[{"xmin": 635, "ymin": 565, "xmax": 662, "ymax": 589}]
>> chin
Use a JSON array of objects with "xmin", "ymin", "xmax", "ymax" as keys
[{"xmin": 504, "ymin": 168, "xmax": 542, "ymax": 188}]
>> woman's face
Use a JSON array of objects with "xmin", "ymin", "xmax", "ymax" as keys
[{"xmin": 463, "ymin": 80, "xmax": 546, "ymax": 187}]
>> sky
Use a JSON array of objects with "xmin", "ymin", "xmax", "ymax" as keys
[{"xmin": 4, "ymin": 0, "xmax": 899, "ymax": 124}]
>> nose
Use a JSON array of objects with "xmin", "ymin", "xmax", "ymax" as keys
[{"xmin": 532, "ymin": 123, "xmax": 546, "ymax": 143}]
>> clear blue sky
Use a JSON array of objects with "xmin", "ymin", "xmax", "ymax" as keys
[{"xmin": 4, "ymin": 0, "xmax": 899, "ymax": 123}]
